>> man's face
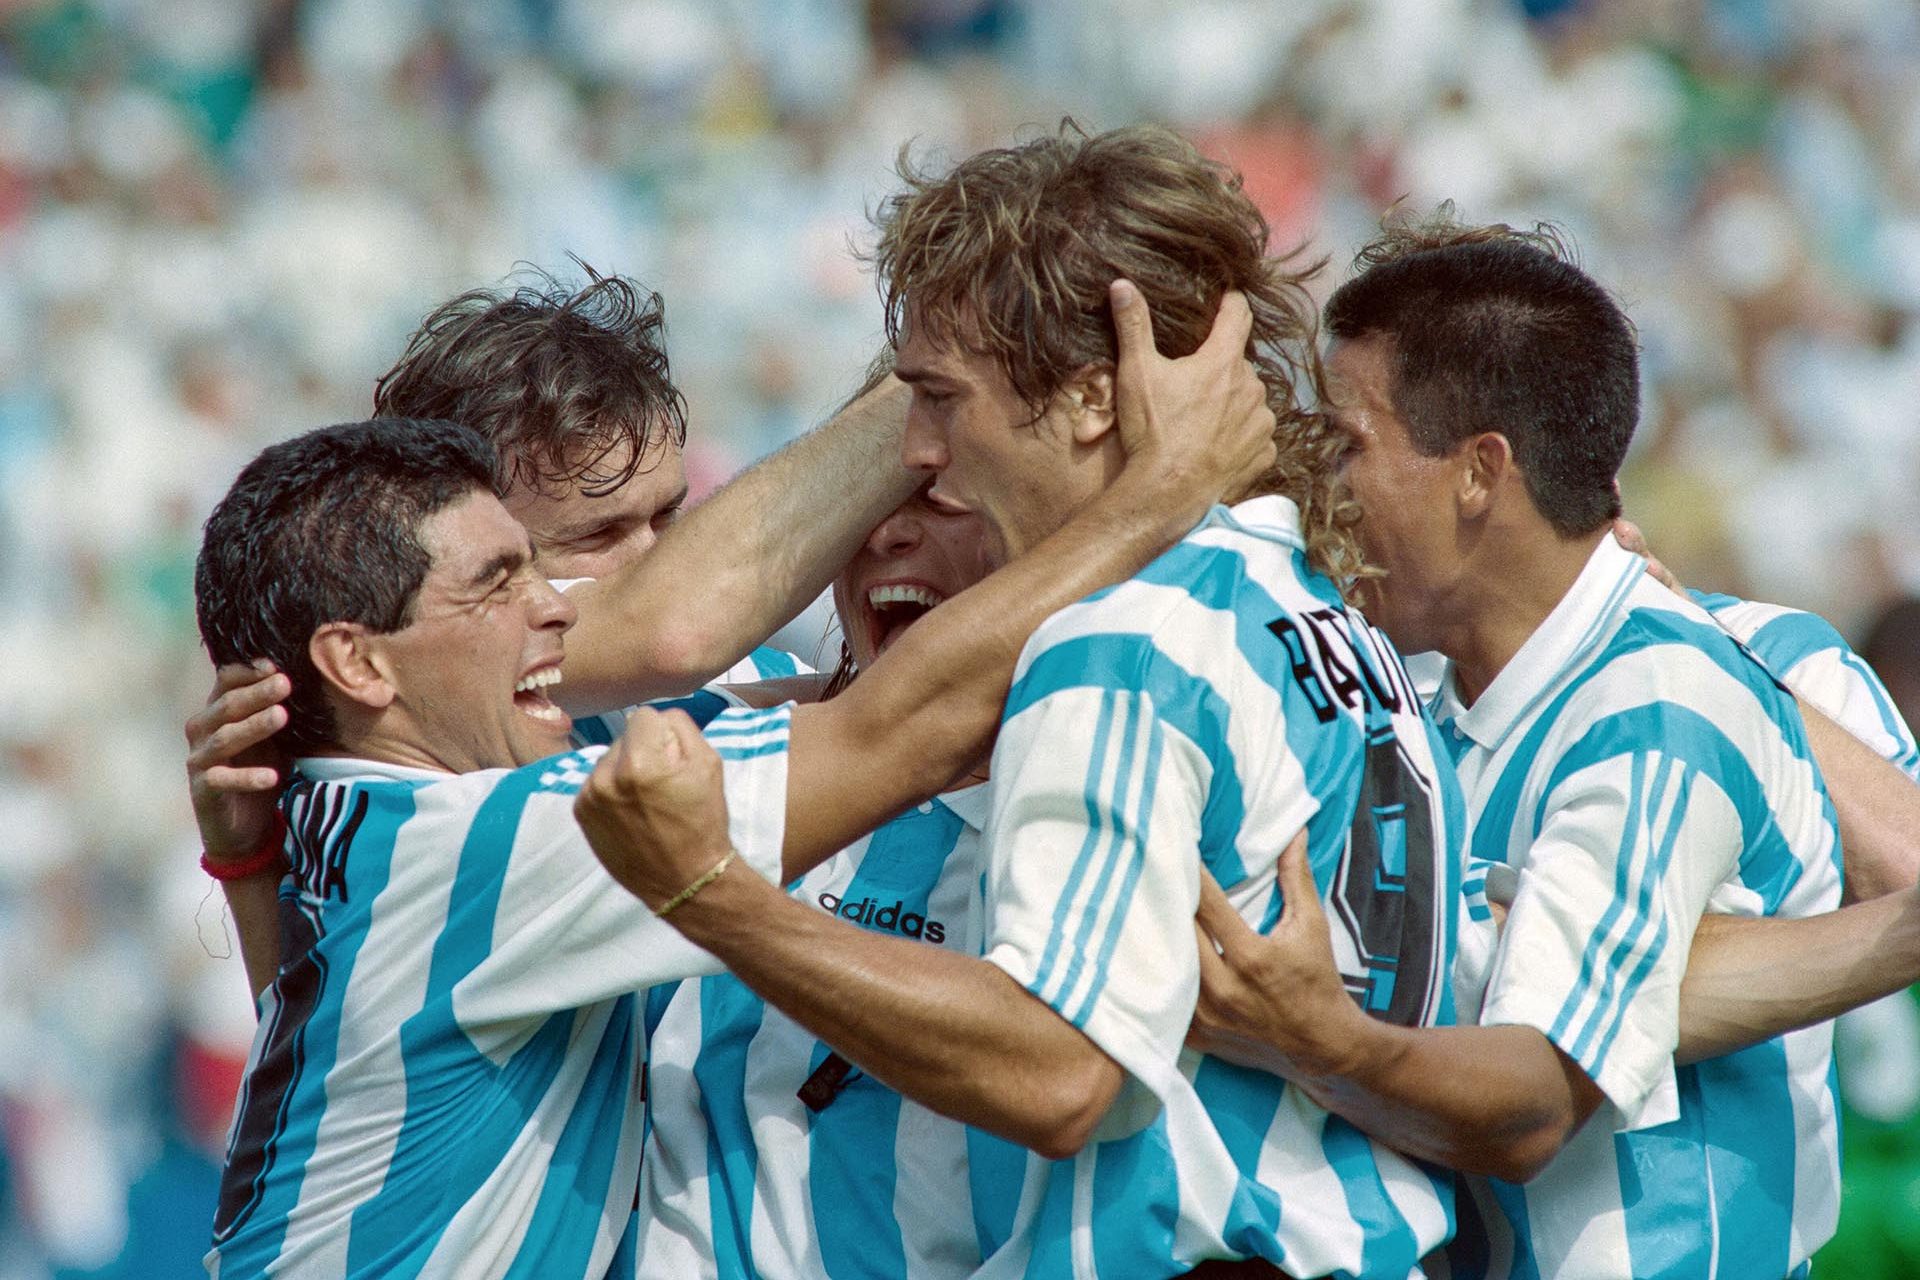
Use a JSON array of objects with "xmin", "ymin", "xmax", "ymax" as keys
[
  {"xmin": 1324, "ymin": 334, "xmax": 1464, "ymax": 653},
  {"xmin": 501, "ymin": 437, "xmax": 689, "ymax": 581},
  {"xmin": 368, "ymin": 490, "xmax": 580, "ymax": 772},
  {"xmin": 831, "ymin": 485, "xmax": 992, "ymax": 670},
  {"xmin": 893, "ymin": 317, "xmax": 1103, "ymax": 567}
]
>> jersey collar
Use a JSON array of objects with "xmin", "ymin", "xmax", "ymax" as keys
[
  {"xmin": 1436, "ymin": 534, "xmax": 1647, "ymax": 751},
  {"xmin": 1212, "ymin": 494, "xmax": 1306, "ymax": 550},
  {"xmin": 293, "ymin": 755, "xmax": 455, "ymax": 785},
  {"xmin": 936, "ymin": 782, "xmax": 990, "ymax": 831}
]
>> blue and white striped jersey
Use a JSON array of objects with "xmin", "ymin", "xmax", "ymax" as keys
[
  {"xmin": 1433, "ymin": 538, "xmax": 1842, "ymax": 1280},
  {"xmin": 205, "ymin": 704, "xmax": 792, "ymax": 1280},
  {"xmin": 1693, "ymin": 590, "xmax": 1920, "ymax": 780},
  {"xmin": 632, "ymin": 783, "xmax": 1030, "ymax": 1279},
  {"xmin": 978, "ymin": 496, "xmax": 1467, "ymax": 1280},
  {"xmin": 571, "ymin": 646, "xmax": 813, "ymax": 749}
]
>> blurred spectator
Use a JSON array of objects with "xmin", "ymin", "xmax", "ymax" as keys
[{"xmin": 5, "ymin": 0, "xmax": 1920, "ymax": 1272}]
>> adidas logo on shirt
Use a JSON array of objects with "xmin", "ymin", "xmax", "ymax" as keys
[{"xmin": 816, "ymin": 892, "xmax": 947, "ymax": 944}]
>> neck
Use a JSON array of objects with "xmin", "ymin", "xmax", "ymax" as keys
[{"xmin": 1438, "ymin": 524, "xmax": 1608, "ymax": 707}]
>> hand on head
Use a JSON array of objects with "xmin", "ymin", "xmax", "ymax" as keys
[
  {"xmin": 1108, "ymin": 280, "xmax": 1277, "ymax": 504},
  {"xmin": 186, "ymin": 660, "xmax": 291, "ymax": 862}
]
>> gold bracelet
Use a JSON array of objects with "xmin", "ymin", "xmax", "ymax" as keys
[{"xmin": 654, "ymin": 848, "xmax": 737, "ymax": 917}]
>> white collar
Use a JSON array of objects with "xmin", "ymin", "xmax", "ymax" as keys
[
  {"xmin": 1436, "ymin": 535, "xmax": 1646, "ymax": 750},
  {"xmin": 936, "ymin": 782, "xmax": 990, "ymax": 832},
  {"xmin": 1212, "ymin": 494, "xmax": 1306, "ymax": 548}
]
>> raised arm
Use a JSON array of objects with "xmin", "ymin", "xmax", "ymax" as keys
[
  {"xmin": 186, "ymin": 661, "xmax": 292, "ymax": 1002},
  {"xmin": 778, "ymin": 283, "xmax": 1276, "ymax": 875},
  {"xmin": 558, "ymin": 375, "xmax": 919, "ymax": 711}
]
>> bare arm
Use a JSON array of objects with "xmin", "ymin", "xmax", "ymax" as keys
[
  {"xmin": 577, "ymin": 709, "xmax": 1120, "ymax": 1157},
  {"xmin": 1799, "ymin": 696, "xmax": 1920, "ymax": 902},
  {"xmin": 186, "ymin": 662, "xmax": 291, "ymax": 1001},
  {"xmin": 1189, "ymin": 838, "xmax": 1602, "ymax": 1183},
  {"xmin": 1676, "ymin": 885, "xmax": 1920, "ymax": 1062},
  {"xmin": 559, "ymin": 378, "xmax": 919, "ymax": 711},
  {"xmin": 777, "ymin": 284, "xmax": 1276, "ymax": 877}
]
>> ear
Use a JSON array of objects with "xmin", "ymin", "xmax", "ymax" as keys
[
  {"xmin": 1062, "ymin": 363, "xmax": 1116, "ymax": 446},
  {"xmin": 309, "ymin": 622, "xmax": 396, "ymax": 711},
  {"xmin": 1459, "ymin": 432, "xmax": 1513, "ymax": 520}
]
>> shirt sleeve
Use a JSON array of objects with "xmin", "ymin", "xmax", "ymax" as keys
[
  {"xmin": 1478, "ymin": 718, "xmax": 1742, "ymax": 1118},
  {"xmin": 454, "ymin": 705, "xmax": 792, "ymax": 1039},
  {"xmin": 1775, "ymin": 645, "xmax": 1920, "ymax": 780},
  {"xmin": 980, "ymin": 668, "xmax": 1213, "ymax": 1113}
]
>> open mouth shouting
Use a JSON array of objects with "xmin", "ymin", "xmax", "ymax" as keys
[
  {"xmin": 513, "ymin": 662, "xmax": 571, "ymax": 731},
  {"xmin": 864, "ymin": 581, "xmax": 948, "ymax": 658}
]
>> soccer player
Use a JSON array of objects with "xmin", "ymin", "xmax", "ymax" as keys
[
  {"xmin": 190, "ymin": 270, "xmax": 945, "ymax": 1013},
  {"xmin": 193, "ymin": 383, "xmax": 1267, "ymax": 1277},
  {"xmin": 1177, "ymin": 214, "xmax": 1844, "ymax": 1280},
  {"xmin": 577, "ymin": 123, "xmax": 1467, "ymax": 1279}
]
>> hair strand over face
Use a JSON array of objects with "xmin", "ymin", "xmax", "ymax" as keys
[{"xmin": 868, "ymin": 119, "xmax": 1368, "ymax": 586}]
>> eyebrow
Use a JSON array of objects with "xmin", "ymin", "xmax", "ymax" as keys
[{"xmin": 464, "ymin": 543, "xmax": 532, "ymax": 590}]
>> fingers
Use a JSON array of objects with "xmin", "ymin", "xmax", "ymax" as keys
[
  {"xmin": 189, "ymin": 668, "xmax": 291, "ymax": 748},
  {"xmin": 1198, "ymin": 290, "xmax": 1255, "ymax": 358},
  {"xmin": 660, "ymin": 709, "xmax": 718, "ymax": 775},
  {"xmin": 1275, "ymin": 828, "xmax": 1317, "ymax": 921},
  {"xmin": 188, "ymin": 701, "xmax": 288, "ymax": 772},
  {"xmin": 1195, "ymin": 869, "xmax": 1259, "ymax": 946},
  {"xmin": 1109, "ymin": 279, "xmax": 1155, "ymax": 375},
  {"xmin": 200, "ymin": 764, "xmax": 283, "ymax": 793},
  {"xmin": 1611, "ymin": 518, "xmax": 1648, "ymax": 556}
]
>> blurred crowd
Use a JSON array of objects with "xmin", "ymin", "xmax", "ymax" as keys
[{"xmin": 4, "ymin": 0, "xmax": 1920, "ymax": 1273}]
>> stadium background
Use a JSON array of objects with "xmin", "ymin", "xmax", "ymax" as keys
[{"xmin": 2, "ymin": 0, "xmax": 1918, "ymax": 1273}]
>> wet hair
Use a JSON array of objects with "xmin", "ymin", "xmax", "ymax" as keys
[
  {"xmin": 870, "ymin": 119, "xmax": 1363, "ymax": 583},
  {"xmin": 194, "ymin": 418, "xmax": 496, "ymax": 753},
  {"xmin": 1324, "ymin": 207, "xmax": 1639, "ymax": 536},
  {"xmin": 374, "ymin": 265, "xmax": 688, "ymax": 500}
]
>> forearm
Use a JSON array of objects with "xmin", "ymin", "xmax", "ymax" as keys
[
  {"xmin": 670, "ymin": 864, "xmax": 1121, "ymax": 1157},
  {"xmin": 562, "ymin": 381, "xmax": 917, "ymax": 709},
  {"xmin": 1800, "ymin": 697, "xmax": 1920, "ymax": 902},
  {"xmin": 222, "ymin": 874, "xmax": 282, "ymax": 1004},
  {"xmin": 788, "ymin": 467, "xmax": 1209, "ymax": 866},
  {"xmin": 1287, "ymin": 1018, "xmax": 1591, "ymax": 1183},
  {"xmin": 1678, "ymin": 889, "xmax": 1920, "ymax": 1062}
]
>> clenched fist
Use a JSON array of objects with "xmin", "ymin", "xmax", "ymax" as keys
[{"xmin": 574, "ymin": 707, "xmax": 735, "ymax": 913}]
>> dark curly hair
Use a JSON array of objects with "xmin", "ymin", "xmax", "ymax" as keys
[
  {"xmin": 195, "ymin": 419, "xmax": 497, "ymax": 754},
  {"xmin": 374, "ymin": 264, "xmax": 688, "ymax": 500}
]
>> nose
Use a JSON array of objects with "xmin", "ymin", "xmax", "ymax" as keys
[
  {"xmin": 864, "ymin": 505, "xmax": 926, "ymax": 559},
  {"xmin": 531, "ymin": 576, "xmax": 578, "ymax": 633},
  {"xmin": 900, "ymin": 402, "xmax": 950, "ymax": 475}
]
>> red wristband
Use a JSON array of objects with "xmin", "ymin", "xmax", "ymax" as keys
[{"xmin": 201, "ymin": 813, "xmax": 289, "ymax": 882}]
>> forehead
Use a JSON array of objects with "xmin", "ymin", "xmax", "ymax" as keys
[
  {"xmin": 894, "ymin": 307, "xmax": 1001, "ymax": 385},
  {"xmin": 418, "ymin": 490, "xmax": 531, "ymax": 576},
  {"xmin": 502, "ymin": 438, "xmax": 687, "ymax": 527},
  {"xmin": 1323, "ymin": 335, "xmax": 1397, "ymax": 411}
]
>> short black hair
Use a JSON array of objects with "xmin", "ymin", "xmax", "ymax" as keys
[
  {"xmin": 194, "ymin": 419, "xmax": 497, "ymax": 754},
  {"xmin": 1324, "ymin": 211, "xmax": 1639, "ymax": 536},
  {"xmin": 373, "ymin": 265, "xmax": 688, "ymax": 500}
]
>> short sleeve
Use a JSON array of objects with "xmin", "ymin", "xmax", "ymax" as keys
[
  {"xmin": 981, "ymin": 670, "xmax": 1212, "ymax": 1113},
  {"xmin": 454, "ymin": 706, "xmax": 792, "ymax": 1039},
  {"xmin": 1479, "ymin": 737, "xmax": 1740, "ymax": 1116}
]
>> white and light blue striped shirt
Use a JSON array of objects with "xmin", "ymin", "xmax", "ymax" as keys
[
  {"xmin": 632, "ymin": 780, "xmax": 1030, "ymax": 1279},
  {"xmin": 571, "ymin": 646, "xmax": 813, "ymax": 749},
  {"xmin": 205, "ymin": 705, "xmax": 792, "ymax": 1280},
  {"xmin": 1693, "ymin": 591, "xmax": 1920, "ymax": 781},
  {"xmin": 978, "ymin": 496, "xmax": 1467, "ymax": 1280},
  {"xmin": 1435, "ymin": 538, "xmax": 1842, "ymax": 1280}
]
